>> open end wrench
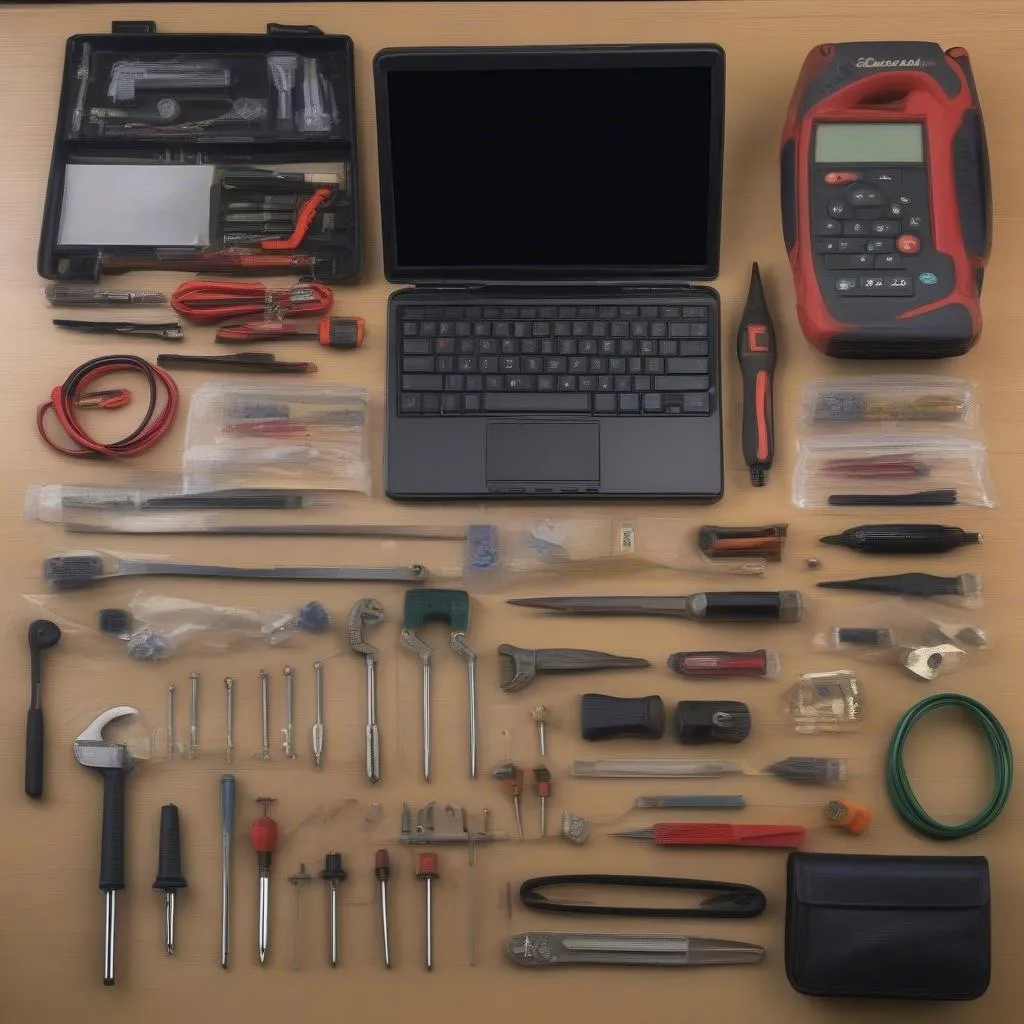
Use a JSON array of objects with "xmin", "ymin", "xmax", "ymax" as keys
[{"xmin": 349, "ymin": 599, "xmax": 385, "ymax": 783}]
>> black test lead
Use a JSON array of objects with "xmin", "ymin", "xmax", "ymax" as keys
[{"xmin": 736, "ymin": 262, "xmax": 777, "ymax": 487}]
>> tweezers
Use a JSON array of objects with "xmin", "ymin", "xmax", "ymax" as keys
[
  {"xmin": 53, "ymin": 318, "xmax": 184, "ymax": 341},
  {"xmin": 519, "ymin": 875, "xmax": 766, "ymax": 919},
  {"xmin": 505, "ymin": 932, "xmax": 765, "ymax": 967}
]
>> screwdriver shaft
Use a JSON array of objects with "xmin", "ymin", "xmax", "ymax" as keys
[
  {"xmin": 422, "ymin": 659, "xmax": 431, "ymax": 781},
  {"xmin": 164, "ymin": 892, "xmax": 175, "ymax": 955},
  {"xmin": 225, "ymin": 677, "xmax": 234, "ymax": 764},
  {"xmin": 220, "ymin": 774, "xmax": 235, "ymax": 970},
  {"xmin": 103, "ymin": 891, "xmax": 117, "ymax": 985},
  {"xmin": 313, "ymin": 661, "xmax": 324, "ymax": 768},
  {"xmin": 365, "ymin": 654, "xmax": 380, "ymax": 782},
  {"xmin": 167, "ymin": 682, "xmax": 175, "ymax": 759},
  {"xmin": 424, "ymin": 877, "xmax": 434, "ymax": 971},
  {"xmin": 513, "ymin": 795, "xmax": 524, "ymax": 841},
  {"xmin": 189, "ymin": 671, "xmax": 199, "ymax": 758},
  {"xmin": 329, "ymin": 882, "xmax": 338, "ymax": 967},
  {"xmin": 260, "ymin": 669, "xmax": 270, "ymax": 759},
  {"xmin": 283, "ymin": 665, "xmax": 295, "ymax": 758},
  {"xmin": 258, "ymin": 873, "xmax": 270, "ymax": 963},
  {"xmin": 380, "ymin": 877, "xmax": 391, "ymax": 968}
]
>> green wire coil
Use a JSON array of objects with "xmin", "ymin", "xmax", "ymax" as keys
[{"xmin": 885, "ymin": 692, "xmax": 1013, "ymax": 839}]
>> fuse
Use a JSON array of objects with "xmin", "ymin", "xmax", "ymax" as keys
[{"xmin": 667, "ymin": 649, "xmax": 780, "ymax": 678}]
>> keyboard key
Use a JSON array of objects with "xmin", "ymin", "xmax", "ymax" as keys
[
  {"xmin": 669, "ymin": 322, "xmax": 692, "ymax": 337},
  {"xmin": 478, "ymin": 356, "xmax": 498, "ymax": 373},
  {"xmin": 650, "ymin": 321, "xmax": 668, "ymax": 338},
  {"xmin": 659, "ymin": 305, "xmax": 680, "ymax": 318},
  {"xmin": 532, "ymin": 322, "xmax": 551, "ymax": 336},
  {"xmin": 537, "ymin": 375, "xmax": 555, "ymax": 392},
  {"xmin": 619, "ymin": 393, "xmax": 640, "ymax": 413},
  {"xmin": 403, "ymin": 356, "xmax": 434, "ymax": 372},
  {"xmin": 640, "ymin": 305, "xmax": 658, "ymax": 317},
  {"xmin": 539, "ymin": 306, "xmax": 557, "ymax": 319},
  {"xmin": 403, "ymin": 339, "xmax": 431, "ymax": 355},
  {"xmin": 663, "ymin": 393, "xmax": 685, "ymax": 414},
  {"xmin": 608, "ymin": 357, "xmax": 626, "ymax": 373},
  {"xmin": 568, "ymin": 356, "xmax": 587, "ymax": 374},
  {"xmin": 554, "ymin": 321, "xmax": 571, "ymax": 337},
  {"xmin": 684, "ymin": 392, "xmax": 711, "ymax": 413},
  {"xmin": 523, "ymin": 356, "xmax": 543, "ymax": 373},
  {"xmin": 500, "ymin": 338, "xmax": 519, "ymax": 354},
  {"xmin": 644, "ymin": 357, "xmax": 665, "ymax": 374},
  {"xmin": 444, "ymin": 375, "xmax": 465, "ymax": 391},
  {"xmin": 557, "ymin": 306, "xmax": 576, "ymax": 319},
  {"xmin": 464, "ymin": 394, "xmax": 481, "ymax": 413},
  {"xmin": 558, "ymin": 338, "xmax": 576, "ymax": 355},
  {"xmin": 500, "ymin": 307, "xmax": 519, "ymax": 318},
  {"xmin": 619, "ymin": 339, "xmax": 638, "ymax": 356},
  {"xmin": 599, "ymin": 339, "xmax": 617, "ymax": 355},
  {"xmin": 484, "ymin": 393, "xmax": 590, "ymax": 413},
  {"xmin": 494, "ymin": 321, "xmax": 511, "ymax": 337},
  {"xmin": 691, "ymin": 323, "xmax": 708, "ymax": 338},
  {"xmin": 514, "ymin": 321, "xmax": 531, "ymax": 337},
  {"xmin": 639, "ymin": 339, "xmax": 657, "ymax": 356},
  {"xmin": 654, "ymin": 375, "xmax": 710, "ymax": 391},
  {"xmin": 658, "ymin": 339, "xmax": 678, "ymax": 356},
  {"xmin": 579, "ymin": 305, "xmax": 597, "ymax": 318},
  {"xmin": 400, "ymin": 393, "xmax": 421, "ymax": 413},
  {"xmin": 420, "ymin": 322, "xmax": 438, "ymax": 337},
  {"xmin": 506, "ymin": 375, "xmax": 535, "ymax": 391},
  {"xmin": 628, "ymin": 357, "xmax": 643, "ymax": 374},
  {"xmin": 402, "ymin": 322, "xmax": 418, "ymax": 336},
  {"xmin": 402, "ymin": 374, "xmax": 442, "ymax": 391},
  {"xmin": 611, "ymin": 321, "xmax": 629, "ymax": 338},
  {"xmin": 556, "ymin": 376, "xmax": 576, "ymax": 392},
  {"xmin": 441, "ymin": 394, "xmax": 462, "ymax": 414},
  {"xmin": 634, "ymin": 375, "xmax": 651, "ymax": 392},
  {"xmin": 643, "ymin": 393, "xmax": 663, "ymax": 413},
  {"xmin": 482, "ymin": 307, "xmax": 500, "ymax": 319},
  {"xmin": 436, "ymin": 356, "xmax": 454, "ymax": 373},
  {"xmin": 438, "ymin": 322, "xmax": 454, "ymax": 336},
  {"xmin": 458, "ymin": 339, "xmax": 475, "ymax": 355},
  {"xmin": 620, "ymin": 305, "xmax": 639, "ymax": 317},
  {"xmin": 422, "ymin": 394, "xmax": 441, "ymax": 414},
  {"xmin": 589, "ymin": 357, "xmax": 607, "ymax": 374},
  {"xmin": 678, "ymin": 339, "xmax": 709, "ymax": 356},
  {"xmin": 579, "ymin": 339, "xmax": 597, "ymax": 355},
  {"xmin": 614, "ymin": 375, "xmax": 632, "ymax": 392},
  {"xmin": 683, "ymin": 306, "xmax": 707, "ymax": 319},
  {"xmin": 485, "ymin": 375, "xmax": 504, "ymax": 391},
  {"xmin": 598, "ymin": 305, "xmax": 617, "ymax": 318},
  {"xmin": 521, "ymin": 338, "xmax": 540, "ymax": 355},
  {"xmin": 572, "ymin": 321, "xmax": 590, "ymax": 337},
  {"xmin": 478, "ymin": 339, "xmax": 498, "ymax": 355},
  {"xmin": 545, "ymin": 356, "xmax": 567, "ymax": 373},
  {"xmin": 465, "ymin": 307, "xmax": 481, "ymax": 318},
  {"xmin": 630, "ymin": 321, "xmax": 648, "ymax": 337},
  {"xmin": 464, "ymin": 375, "xmax": 483, "ymax": 391},
  {"xmin": 595, "ymin": 394, "xmax": 617, "ymax": 414},
  {"xmin": 500, "ymin": 357, "xmax": 521, "ymax": 373},
  {"xmin": 666, "ymin": 357, "xmax": 709, "ymax": 374},
  {"xmin": 455, "ymin": 322, "xmax": 471, "ymax": 336},
  {"xmin": 435, "ymin": 338, "xmax": 455, "ymax": 354},
  {"xmin": 405, "ymin": 307, "xmax": 427, "ymax": 318},
  {"xmin": 519, "ymin": 307, "xmax": 537, "ymax": 318},
  {"xmin": 597, "ymin": 376, "xmax": 613, "ymax": 392},
  {"xmin": 578, "ymin": 376, "xmax": 597, "ymax": 392}
]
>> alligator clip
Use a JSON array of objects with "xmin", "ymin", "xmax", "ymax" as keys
[
  {"xmin": 76, "ymin": 387, "xmax": 132, "ymax": 410},
  {"xmin": 518, "ymin": 875, "xmax": 766, "ymax": 919},
  {"xmin": 53, "ymin": 318, "xmax": 184, "ymax": 341}
]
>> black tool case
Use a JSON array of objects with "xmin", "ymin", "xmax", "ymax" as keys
[{"xmin": 38, "ymin": 21, "xmax": 361, "ymax": 284}]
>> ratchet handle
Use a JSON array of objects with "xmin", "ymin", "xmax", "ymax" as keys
[
  {"xmin": 581, "ymin": 694, "xmax": 665, "ymax": 741},
  {"xmin": 100, "ymin": 768, "xmax": 128, "ymax": 892}
]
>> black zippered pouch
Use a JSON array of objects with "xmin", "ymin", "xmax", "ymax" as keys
[
  {"xmin": 38, "ymin": 20, "xmax": 360, "ymax": 285},
  {"xmin": 786, "ymin": 852, "xmax": 990, "ymax": 1000}
]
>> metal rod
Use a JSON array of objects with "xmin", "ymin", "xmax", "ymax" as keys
[
  {"xmin": 422, "ymin": 660, "xmax": 431, "ymax": 782},
  {"xmin": 260, "ymin": 669, "xmax": 270, "ymax": 760},
  {"xmin": 365, "ymin": 654, "xmax": 379, "ymax": 782},
  {"xmin": 424, "ymin": 877, "xmax": 433, "ymax": 971},
  {"xmin": 189, "ymin": 671, "xmax": 199, "ymax": 759},
  {"xmin": 103, "ymin": 891, "xmax": 116, "ymax": 985},
  {"xmin": 225, "ymin": 678, "xmax": 234, "ymax": 765},
  {"xmin": 166, "ymin": 682, "xmax": 175, "ymax": 759},
  {"xmin": 313, "ymin": 661, "xmax": 324, "ymax": 768},
  {"xmin": 164, "ymin": 892, "xmax": 175, "ymax": 955},
  {"xmin": 467, "ymin": 657, "xmax": 477, "ymax": 779},
  {"xmin": 283, "ymin": 665, "xmax": 295, "ymax": 758}
]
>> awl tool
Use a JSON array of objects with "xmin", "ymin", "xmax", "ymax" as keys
[
  {"xmin": 613, "ymin": 823, "xmax": 805, "ymax": 849},
  {"xmin": 251, "ymin": 797, "xmax": 279, "ymax": 964},
  {"xmin": 220, "ymin": 774, "xmax": 236, "ymax": 969},
  {"xmin": 349, "ymin": 599, "xmax": 385, "ymax": 782},
  {"xmin": 320, "ymin": 853, "xmax": 348, "ymax": 968},
  {"xmin": 736, "ymin": 262, "xmax": 777, "ymax": 487},
  {"xmin": 498, "ymin": 643, "xmax": 650, "ymax": 693},
  {"xmin": 375, "ymin": 850, "xmax": 392, "ymax": 968},
  {"xmin": 508, "ymin": 591, "xmax": 804, "ymax": 622},
  {"xmin": 152, "ymin": 804, "xmax": 187, "ymax": 955},
  {"xmin": 820, "ymin": 524, "xmax": 981, "ymax": 554},
  {"xmin": 25, "ymin": 619, "xmax": 61, "ymax": 799},
  {"xmin": 506, "ymin": 933, "xmax": 765, "ymax": 967},
  {"xmin": 817, "ymin": 572, "xmax": 981, "ymax": 601},
  {"xmin": 73, "ymin": 705, "xmax": 139, "ymax": 985}
]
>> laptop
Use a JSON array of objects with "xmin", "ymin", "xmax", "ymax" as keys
[{"xmin": 374, "ymin": 44, "xmax": 726, "ymax": 500}]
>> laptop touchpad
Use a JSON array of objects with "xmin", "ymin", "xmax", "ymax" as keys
[{"xmin": 486, "ymin": 422, "xmax": 600, "ymax": 483}]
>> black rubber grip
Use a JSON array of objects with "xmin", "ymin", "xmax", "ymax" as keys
[
  {"xmin": 701, "ymin": 591, "xmax": 785, "ymax": 620},
  {"xmin": 153, "ymin": 804, "xmax": 187, "ymax": 891},
  {"xmin": 580, "ymin": 694, "xmax": 665, "ymax": 741},
  {"xmin": 99, "ymin": 769, "xmax": 127, "ymax": 893},
  {"xmin": 24, "ymin": 709, "xmax": 43, "ymax": 799}
]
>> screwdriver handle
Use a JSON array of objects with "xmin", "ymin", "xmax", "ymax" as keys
[
  {"xmin": 24, "ymin": 708, "xmax": 43, "ymax": 799},
  {"xmin": 580, "ymin": 694, "xmax": 665, "ymax": 741},
  {"xmin": 700, "ymin": 591, "xmax": 802, "ymax": 622},
  {"xmin": 154, "ymin": 804, "xmax": 187, "ymax": 891},
  {"xmin": 221, "ymin": 774, "xmax": 236, "ymax": 836},
  {"xmin": 652, "ymin": 822, "xmax": 805, "ymax": 848},
  {"xmin": 100, "ymin": 768, "xmax": 128, "ymax": 892}
]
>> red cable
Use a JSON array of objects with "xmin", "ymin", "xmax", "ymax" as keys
[
  {"xmin": 37, "ymin": 355, "xmax": 179, "ymax": 459},
  {"xmin": 170, "ymin": 280, "xmax": 333, "ymax": 324}
]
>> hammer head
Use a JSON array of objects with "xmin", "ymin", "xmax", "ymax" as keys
[
  {"xmin": 73, "ymin": 705, "xmax": 139, "ymax": 771},
  {"xmin": 498, "ymin": 644, "xmax": 537, "ymax": 692}
]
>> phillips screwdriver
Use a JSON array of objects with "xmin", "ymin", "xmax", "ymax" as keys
[
  {"xmin": 220, "ymin": 774, "xmax": 236, "ymax": 969},
  {"xmin": 612, "ymin": 823, "xmax": 806, "ymax": 849},
  {"xmin": 320, "ymin": 853, "xmax": 348, "ymax": 968},
  {"xmin": 493, "ymin": 762, "xmax": 525, "ymax": 840},
  {"xmin": 376, "ymin": 850, "xmax": 392, "ymax": 968},
  {"xmin": 251, "ymin": 797, "xmax": 279, "ymax": 964},
  {"xmin": 416, "ymin": 852, "xmax": 439, "ymax": 971},
  {"xmin": 152, "ymin": 804, "xmax": 187, "ymax": 955},
  {"xmin": 736, "ymin": 262, "xmax": 777, "ymax": 487},
  {"xmin": 820, "ymin": 524, "xmax": 981, "ymax": 555},
  {"xmin": 215, "ymin": 316, "xmax": 364, "ymax": 348},
  {"xmin": 667, "ymin": 649, "xmax": 780, "ymax": 679}
]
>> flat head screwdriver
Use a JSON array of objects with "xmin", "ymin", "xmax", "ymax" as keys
[
  {"xmin": 220, "ymin": 774, "xmax": 236, "ymax": 969},
  {"xmin": 287, "ymin": 863, "xmax": 312, "ymax": 970},
  {"xmin": 312, "ymin": 661, "xmax": 324, "ymax": 768},
  {"xmin": 417, "ymin": 852, "xmax": 439, "ymax": 971},
  {"xmin": 259, "ymin": 669, "xmax": 271, "ymax": 759},
  {"xmin": 320, "ymin": 853, "xmax": 348, "ymax": 967},
  {"xmin": 376, "ymin": 850, "xmax": 392, "ymax": 968},
  {"xmin": 251, "ymin": 797, "xmax": 279, "ymax": 964},
  {"xmin": 152, "ymin": 804, "xmax": 187, "ymax": 955}
]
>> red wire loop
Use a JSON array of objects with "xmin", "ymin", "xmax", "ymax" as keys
[
  {"xmin": 37, "ymin": 355, "xmax": 179, "ymax": 459},
  {"xmin": 170, "ymin": 279, "xmax": 333, "ymax": 323}
]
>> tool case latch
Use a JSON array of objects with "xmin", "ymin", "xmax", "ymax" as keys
[
  {"xmin": 111, "ymin": 21, "xmax": 157, "ymax": 34},
  {"xmin": 267, "ymin": 23, "xmax": 325, "ymax": 37},
  {"xmin": 55, "ymin": 254, "xmax": 102, "ymax": 282}
]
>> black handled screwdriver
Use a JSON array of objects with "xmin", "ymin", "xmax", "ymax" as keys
[
  {"xmin": 153, "ymin": 803, "xmax": 187, "ymax": 955},
  {"xmin": 820, "ymin": 524, "xmax": 981, "ymax": 554},
  {"xmin": 25, "ymin": 620, "xmax": 61, "ymax": 799},
  {"xmin": 736, "ymin": 262, "xmax": 777, "ymax": 486}
]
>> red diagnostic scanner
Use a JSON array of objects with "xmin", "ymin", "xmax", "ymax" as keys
[{"xmin": 781, "ymin": 42, "xmax": 991, "ymax": 358}]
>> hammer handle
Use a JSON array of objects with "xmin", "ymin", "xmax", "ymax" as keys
[{"xmin": 100, "ymin": 769, "xmax": 127, "ymax": 892}]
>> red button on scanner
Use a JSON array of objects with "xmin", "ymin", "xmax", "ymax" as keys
[
  {"xmin": 824, "ymin": 171, "xmax": 861, "ymax": 185},
  {"xmin": 896, "ymin": 234, "xmax": 921, "ymax": 255}
]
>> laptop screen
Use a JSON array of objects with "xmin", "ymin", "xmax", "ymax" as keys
[{"xmin": 374, "ymin": 46, "xmax": 725, "ymax": 282}]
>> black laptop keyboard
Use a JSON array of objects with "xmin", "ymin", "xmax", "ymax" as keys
[{"xmin": 397, "ymin": 302, "xmax": 713, "ymax": 415}]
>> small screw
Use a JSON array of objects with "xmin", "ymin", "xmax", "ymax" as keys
[{"xmin": 806, "ymin": 557, "xmax": 822, "ymax": 570}]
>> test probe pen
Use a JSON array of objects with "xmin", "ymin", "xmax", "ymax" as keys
[
  {"xmin": 508, "ymin": 591, "xmax": 803, "ymax": 622},
  {"xmin": 820, "ymin": 524, "xmax": 981, "ymax": 554},
  {"xmin": 736, "ymin": 262, "xmax": 777, "ymax": 487}
]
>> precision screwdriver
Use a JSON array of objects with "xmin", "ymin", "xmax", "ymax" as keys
[
  {"xmin": 320, "ymin": 853, "xmax": 348, "ymax": 968},
  {"xmin": 251, "ymin": 797, "xmax": 279, "ymax": 964},
  {"xmin": 736, "ymin": 261, "xmax": 777, "ymax": 487},
  {"xmin": 820, "ymin": 524, "xmax": 981, "ymax": 555},
  {"xmin": 376, "ymin": 849, "xmax": 392, "ymax": 968},
  {"xmin": 817, "ymin": 572, "xmax": 981, "ymax": 600},
  {"xmin": 613, "ymin": 823, "xmax": 806, "ymax": 849},
  {"xmin": 417, "ymin": 852, "xmax": 439, "ymax": 971},
  {"xmin": 152, "ymin": 804, "xmax": 187, "ymax": 955},
  {"xmin": 220, "ymin": 774, "xmax": 236, "ymax": 969}
]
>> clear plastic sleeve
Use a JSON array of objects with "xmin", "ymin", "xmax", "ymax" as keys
[
  {"xmin": 183, "ymin": 382, "xmax": 370, "ymax": 493},
  {"xmin": 781, "ymin": 671, "xmax": 863, "ymax": 734},
  {"xmin": 792, "ymin": 436, "xmax": 996, "ymax": 508},
  {"xmin": 800, "ymin": 376, "xmax": 978, "ymax": 433}
]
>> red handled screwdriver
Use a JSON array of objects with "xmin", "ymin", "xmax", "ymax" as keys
[
  {"xmin": 251, "ymin": 797, "xmax": 279, "ymax": 964},
  {"xmin": 667, "ymin": 649, "xmax": 781, "ymax": 679},
  {"xmin": 737, "ymin": 262, "xmax": 777, "ymax": 487},
  {"xmin": 416, "ymin": 852, "xmax": 439, "ymax": 971},
  {"xmin": 216, "ymin": 316, "xmax": 364, "ymax": 348},
  {"xmin": 613, "ymin": 823, "xmax": 805, "ymax": 849}
]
